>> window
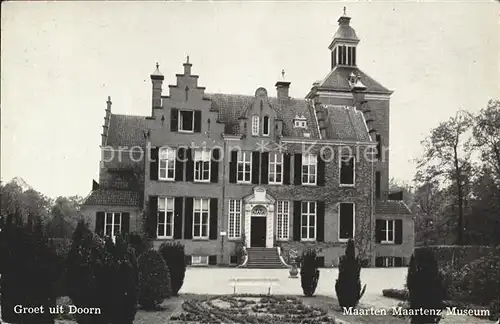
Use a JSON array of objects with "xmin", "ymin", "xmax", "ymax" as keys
[
  {"xmin": 293, "ymin": 118, "xmax": 307, "ymax": 129},
  {"xmin": 158, "ymin": 197, "xmax": 174, "ymax": 238},
  {"xmin": 251, "ymin": 115, "xmax": 259, "ymax": 136},
  {"xmin": 179, "ymin": 110, "xmax": 194, "ymax": 132},
  {"xmin": 301, "ymin": 201, "xmax": 316, "ymax": 241},
  {"xmin": 263, "ymin": 116, "xmax": 270, "ymax": 136},
  {"xmin": 381, "ymin": 220, "xmax": 395, "ymax": 243},
  {"xmin": 277, "ymin": 200, "xmax": 289, "ymax": 240},
  {"xmin": 191, "ymin": 255, "xmax": 208, "ymax": 265},
  {"xmin": 237, "ymin": 151, "xmax": 252, "ymax": 183},
  {"xmin": 340, "ymin": 155, "xmax": 355, "ymax": 186},
  {"xmin": 269, "ymin": 153, "xmax": 283, "ymax": 184},
  {"xmin": 339, "ymin": 203, "xmax": 355, "ymax": 241},
  {"xmin": 193, "ymin": 198, "xmax": 210, "ymax": 239},
  {"xmin": 302, "ymin": 154, "xmax": 317, "ymax": 185},
  {"xmin": 159, "ymin": 147, "xmax": 176, "ymax": 180},
  {"xmin": 228, "ymin": 200, "xmax": 242, "ymax": 239},
  {"xmin": 194, "ymin": 149, "xmax": 210, "ymax": 182},
  {"xmin": 104, "ymin": 212, "xmax": 121, "ymax": 238}
]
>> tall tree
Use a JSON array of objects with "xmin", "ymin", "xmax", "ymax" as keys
[{"xmin": 415, "ymin": 111, "xmax": 473, "ymax": 245}]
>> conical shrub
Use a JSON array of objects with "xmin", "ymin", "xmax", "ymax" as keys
[
  {"xmin": 137, "ymin": 250, "xmax": 172, "ymax": 309},
  {"xmin": 159, "ymin": 242, "xmax": 186, "ymax": 296},
  {"xmin": 407, "ymin": 248, "xmax": 445, "ymax": 324},
  {"xmin": 300, "ymin": 248, "xmax": 320, "ymax": 297},
  {"xmin": 335, "ymin": 239, "xmax": 366, "ymax": 308}
]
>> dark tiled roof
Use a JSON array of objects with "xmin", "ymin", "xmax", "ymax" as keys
[
  {"xmin": 319, "ymin": 66, "xmax": 391, "ymax": 94},
  {"xmin": 375, "ymin": 200, "xmax": 412, "ymax": 215},
  {"xmin": 106, "ymin": 114, "xmax": 148, "ymax": 148},
  {"xmin": 82, "ymin": 189, "xmax": 140, "ymax": 207},
  {"xmin": 206, "ymin": 93, "xmax": 321, "ymax": 139},
  {"xmin": 322, "ymin": 105, "xmax": 371, "ymax": 141}
]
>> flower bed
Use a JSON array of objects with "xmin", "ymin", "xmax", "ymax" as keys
[{"xmin": 169, "ymin": 294, "xmax": 338, "ymax": 323}]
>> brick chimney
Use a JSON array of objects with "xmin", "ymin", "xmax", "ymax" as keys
[
  {"xmin": 150, "ymin": 62, "xmax": 164, "ymax": 113},
  {"xmin": 184, "ymin": 55, "xmax": 192, "ymax": 76},
  {"xmin": 101, "ymin": 96, "xmax": 112, "ymax": 146},
  {"xmin": 275, "ymin": 69, "xmax": 290, "ymax": 100}
]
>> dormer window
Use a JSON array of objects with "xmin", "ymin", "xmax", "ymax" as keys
[
  {"xmin": 263, "ymin": 116, "xmax": 270, "ymax": 136},
  {"xmin": 251, "ymin": 115, "xmax": 259, "ymax": 136},
  {"xmin": 293, "ymin": 115, "xmax": 307, "ymax": 129}
]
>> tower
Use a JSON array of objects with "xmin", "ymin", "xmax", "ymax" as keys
[{"xmin": 328, "ymin": 8, "xmax": 359, "ymax": 70}]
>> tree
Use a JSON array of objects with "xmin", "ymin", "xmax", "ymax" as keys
[
  {"xmin": 415, "ymin": 111, "xmax": 473, "ymax": 245},
  {"xmin": 137, "ymin": 250, "xmax": 171, "ymax": 309},
  {"xmin": 46, "ymin": 196, "xmax": 83, "ymax": 238},
  {"xmin": 159, "ymin": 242, "xmax": 186, "ymax": 296},
  {"xmin": 300, "ymin": 248, "xmax": 320, "ymax": 297},
  {"xmin": 335, "ymin": 239, "xmax": 366, "ymax": 308}
]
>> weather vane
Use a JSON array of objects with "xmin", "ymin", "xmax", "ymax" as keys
[
  {"xmin": 281, "ymin": 69, "xmax": 285, "ymax": 80},
  {"xmin": 343, "ymin": 6, "xmax": 347, "ymax": 16}
]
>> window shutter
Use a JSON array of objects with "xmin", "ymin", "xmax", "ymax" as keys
[
  {"xmin": 96, "ymin": 212, "xmax": 105, "ymax": 237},
  {"xmin": 185, "ymin": 149, "xmax": 194, "ymax": 182},
  {"xmin": 317, "ymin": 154, "xmax": 325, "ymax": 186},
  {"xmin": 376, "ymin": 134, "xmax": 381, "ymax": 160},
  {"xmin": 395, "ymin": 257, "xmax": 402, "ymax": 267},
  {"xmin": 148, "ymin": 197, "xmax": 158, "ymax": 239},
  {"xmin": 150, "ymin": 147, "xmax": 159, "ymax": 181},
  {"xmin": 260, "ymin": 152, "xmax": 269, "ymax": 184},
  {"xmin": 174, "ymin": 197, "xmax": 183, "ymax": 239},
  {"xmin": 294, "ymin": 154, "xmax": 302, "ymax": 185},
  {"xmin": 184, "ymin": 198, "xmax": 193, "ymax": 239},
  {"xmin": 121, "ymin": 212, "xmax": 130, "ymax": 234},
  {"xmin": 283, "ymin": 154, "xmax": 291, "ymax": 185},
  {"xmin": 171, "ymin": 108, "xmax": 178, "ymax": 131},
  {"xmin": 316, "ymin": 256, "xmax": 325, "ymax": 268},
  {"xmin": 316, "ymin": 201, "xmax": 325, "ymax": 242},
  {"xmin": 175, "ymin": 148, "xmax": 185, "ymax": 181},
  {"xmin": 339, "ymin": 203, "xmax": 354, "ymax": 239},
  {"xmin": 194, "ymin": 111, "xmax": 202, "ymax": 133},
  {"xmin": 210, "ymin": 148, "xmax": 220, "ymax": 183},
  {"xmin": 375, "ymin": 257, "xmax": 383, "ymax": 267},
  {"xmin": 208, "ymin": 255, "xmax": 217, "ymax": 265},
  {"xmin": 251, "ymin": 151, "xmax": 260, "ymax": 184},
  {"xmin": 395, "ymin": 219, "xmax": 403, "ymax": 244},
  {"xmin": 375, "ymin": 171, "xmax": 381, "ymax": 199},
  {"xmin": 184, "ymin": 255, "xmax": 191, "ymax": 266},
  {"xmin": 209, "ymin": 198, "xmax": 218, "ymax": 240},
  {"xmin": 293, "ymin": 201, "xmax": 301, "ymax": 241},
  {"xmin": 375, "ymin": 219, "xmax": 384, "ymax": 243},
  {"xmin": 229, "ymin": 150, "xmax": 237, "ymax": 183}
]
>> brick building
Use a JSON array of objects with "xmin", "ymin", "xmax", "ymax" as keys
[{"xmin": 81, "ymin": 13, "xmax": 414, "ymax": 268}]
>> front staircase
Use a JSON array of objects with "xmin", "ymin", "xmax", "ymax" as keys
[{"xmin": 244, "ymin": 247, "xmax": 288, "ymax": 269}]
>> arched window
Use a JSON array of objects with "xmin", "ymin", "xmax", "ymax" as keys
[{"xmin": 263, "ymin": 116, "xmax": 270, "ymax": 136}]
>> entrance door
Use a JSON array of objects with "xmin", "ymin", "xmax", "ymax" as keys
[{"xmin": 250, "ymin": 217, "xmax": 266, "ymax": 247}]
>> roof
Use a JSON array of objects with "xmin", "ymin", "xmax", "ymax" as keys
[
  {"xmin": 82, "ymin": 189, "xmax": 140, "ymax": 207},
  {"xmin": 106, "ymin": 114, "xmax": 148, "ymax": 148},
  {"xmin": 318, "ymin": 66, "xmax": 391, "ymax": 94},
  {"xmin": 375, "ymin": 200, "xmax": 412, "ymax": 215},
  {"xmin": 206, "ymin": 93, "xmax": 321, "ymax": 139},
  {"xmin": 322, "ymin": 105, "xmax": 371, "ymax": 141},
  {"xmin": 333, "ymin": 17, "xmax": 359, "ymax": 41}
]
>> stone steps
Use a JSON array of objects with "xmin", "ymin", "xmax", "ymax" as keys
[{"xmin": 244, "ymin": 247, "xmax": 288, "ymax": 269}]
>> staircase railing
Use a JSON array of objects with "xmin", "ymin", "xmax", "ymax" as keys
[
  {"xmin": 277, "ymin": 247, "xmax": 291, "ymax": 268},
  {"xmin": 237, "ymin": 245, "xmax": 249, "ymax": 268}
]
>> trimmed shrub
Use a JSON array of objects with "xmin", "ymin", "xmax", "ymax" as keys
[
  {"xmin": 0, "ymin": 217, "xmax": 59, "ymax": 324},
  {"xmin": 138, "ymin": 250, "xmax": 172, "ymax": 309},
  {"xmin": 159, "ymin": 242, "xmax": 186, "ymax": 296},
  {"xmin": 335, "ymin": 239, "xmax": 366, "ymax": 308},
  {"xmin": 407, "ymin": 248, "xmax": 445, "ymax": 324},
  {"xmin": 300, "ymin": 248, "xmax": 320, "ymax": 297},
  {"xmin": 128, "ymin": 232, "xmax": 151, "ymax": 257},
  {"xmin": 382, "ymin": 289, "xmax": 408, "ymax": 301}
]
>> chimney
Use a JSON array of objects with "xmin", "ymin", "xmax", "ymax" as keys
[
  {"xmin": 150, "ymin": 62, "xmax": 164, "ymax": 112},
  {"xmin": 313, "ymin": 98, "xmax": 327, "ymax": 139},
  {"xmin": 349, "ymin": 72, "xmax": 367, "ymax": 111},
  {"xmin": 275, "ymin": 69, "xmax": 291, "ymax": 100},
  {"xmin": 101, "ymin": 96, "xmax": 112, "ymax": 146},
  {"xmin": 184, "ymin": 55, "xmax": 192, "ymax": 76}
]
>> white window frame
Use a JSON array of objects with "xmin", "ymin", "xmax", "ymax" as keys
[
  {"xmin": 104, "ymin": 212, "xmax": 122, "ymax": 238},
  {"xmin": 302, "ymin": 154, "xmax": 317, "ymax": 185},
  {"xmin": 237, "ymin": 151, "xmax": 252, "ymax": 183},
  {"xmin": 193, "ymin": 198, "xmax": 210, "ymax": 239},
  {"xmin": 178, "ymin": 110, "xmax": 195, "ymax": 132},
  {"xmin": 251, "ymin": 115, "xmax": 259, "ymax": 136},
  {"xmin": 381, "ymin": 219, "xmax": 395, "ymax": 244},
  {"xmin": 157, "ymin": 197, "xmax": 175, "ymax": 239},
  {"xmin": 269, "ymin": 153, "xmax": 283, "ymax": 184},
  {"xmin": 382, "ymin": 257, "xmax": 395, "ymax": 267},
  {"xmin": 159, "ymin": 147, "xmax": 176, "ymax": 181},
  {"xmin": 276, "ymin": 200, "xmax": 290, "ymax": 240},
  {"xmin": 338, "ymin": 202, "xmax": 355, "ymax": 242},
  {"xmin": 301, "ymin": 201, "xmax": 316, "ymax": 241},
  {"xmin": 228, "ymin": 199, "xmax": 242, "ymax": 239},
  {"xmin": 194, "ymin": 149, "xmax": 211, "ymax": 182},
  {"xmin": 191, "ymin": 255, "xmax": 208, "ymax": 266},
  {"xmin": 262, "ymin": 116, "xmax": 270, "ymax": 136},
  {"xmin": 339, "ymin": 154, "xmax": 356, "ymax": 187}
]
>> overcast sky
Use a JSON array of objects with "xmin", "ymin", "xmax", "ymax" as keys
[{"xmin": 1, "ymin": 1, "xmax": 499, "ymax": 198}]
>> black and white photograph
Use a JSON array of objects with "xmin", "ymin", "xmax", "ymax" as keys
[{"xmin": 1, "ymin": 1, "xmax": 499, "ymax": 323}]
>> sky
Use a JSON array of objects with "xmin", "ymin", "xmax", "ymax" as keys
[{"xmin": 1, "ymin": 1, "xmax": 499, "ymax": 198}]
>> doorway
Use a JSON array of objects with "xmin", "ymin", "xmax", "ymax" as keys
[{"xmin": 251, "ymin": 217, "xmax": 266, "ymax": 247}]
